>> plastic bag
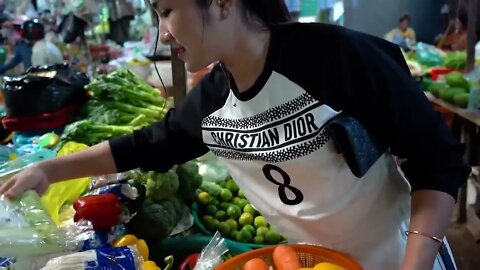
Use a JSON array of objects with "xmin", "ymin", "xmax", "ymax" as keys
[
  {"xmin": 0, "ymin": 191, "xmax": 68, "ymax": 257},
  {"xmin": 57, "ymin": 12, "xmax": 89, "ymax": 44},
  {"xmin": 90, "ymin": 172, "xmax": 130, "ymax": 190},
  {"xmin": 196, "ymin": 152, "xmax": 230, "ymax": 183},
  {"xmin": 40, "ymin": 246, "xmax": 143, "ymax": 270},
  {"xmin": 415, "ymin": 42, "xmax": 445, "ymax": 67},
  {"xmin": 2, "ymin": 63, "xmax": 89, "ymax": 117},
  {"xmin": 0, "ymin": 148, "xmax": 56, "ymax": 180},
  {"xmin": 86, "ymin": 183, "xmax": 138, "ymax": 203},
  {"xmin": 194, "ymin": 232, "xmax": 229, "ymax": 270},
  {"xmin": 41, "ymin": 142, "xmax": 91, "ymax": 225},
  {"xmin": 0, "ymin": 145, "xmax": 18, "ymax": 164}
]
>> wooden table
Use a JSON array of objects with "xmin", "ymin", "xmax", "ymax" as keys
[
  {"xmin": 425, "ymin": 92, "xmax": 480, "ymax": 126},
  {"xmin": 425, "ymin": 92, "xmax": 480, "ymax": 240}
]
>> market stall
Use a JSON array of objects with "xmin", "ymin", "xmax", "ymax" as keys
[
  {"xmin": 404, "ymin": 0, "xmax": 480, "ymax": 241},
  {"xmin": 0, "ymin": 43, "xmax": 359, "ymax": 270}
]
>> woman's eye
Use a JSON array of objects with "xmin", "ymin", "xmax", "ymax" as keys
[{"xmin": 159, "ymin": 9, "xmax": 171, "ymax": 18}]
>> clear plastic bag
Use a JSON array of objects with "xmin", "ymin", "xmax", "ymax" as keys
[
  {"xmin": 0, "ymin": 148, "xmax": 56, "ymax": 179},
  {"xmin": 0, "ymin": 191, "xmax": 65, "ymax": 257},
  {"xmin": 194, "ymin": 232, "xmax": 229, "ymax": 270},
  {"xmin": 0, "ymin": 191, "xmax": 90, "ymax": 257},
  {"xmin": 40, "ymin": 245, "xmax": 143, "ymax": 270}
]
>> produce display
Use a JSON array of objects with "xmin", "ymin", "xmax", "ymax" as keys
[
  {"xmin": 196, "ymin": 178, "xmax": 285, "ymax": 245},
  {"xmin": 0, "ymin": 66, "xmax": 365, "ymax": 269},
  {"xmin": 59, "ymin": 69, "xmax": 168, "ymax": 147},
  {"xmin": 0, "ymin": 191, "xmax": 66, "ymax": 257},
  {"xmin": 425, "ymin": 71, "xmax": 471, "ymax": 108},
  {"xmin": 241, "ymin": 245, "xmax": 346, "ymax": 270}
]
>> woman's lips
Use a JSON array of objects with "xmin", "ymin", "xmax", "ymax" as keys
[{"xmin": 173, "ymin": 47, "xmax": 186, "ymax": 58}]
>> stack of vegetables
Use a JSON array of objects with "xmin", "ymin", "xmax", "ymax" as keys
[
  {"xmin": 425, "ymin": 71, "xmax": 471, "ymax": 108},
  {"xmin": 242, "ymin": 245, "xmax": 345, "ymax": 270},
  {"xmin": 196, "ymin": 179, "xmax": 285, "ymax": 245},
  {"xmin": 35, "ymin": 161, "xmax": 203, "ymax": 269},
  {"xmin": 59, "ymin": 69, "xmax": 169, "ymax": 147},
  {"xmin": 402, "ymin": 47, "xmax": 467, "ymax": 78},
  {"xmin": 126, "ymin": 161, "xmax": 203, "ymax": 244}
]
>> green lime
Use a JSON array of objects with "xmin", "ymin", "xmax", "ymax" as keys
[
  {"xmin": 264, "ymin": 229, "xmax": 282, "ymax": 244},
  {"xmin": 254, "ymin": 216, "xmax": 268, "ymax": 228},
  {"xmin": 225, "ymin": 179, "xmax": 240, "ymax": 194},
  {"xmin": 225, "ymin": 219, "xmax": 239, "ymax": 231},
  {"xmin": 220, "ymin": 189, "xmax": 233, "ymax": 202},
  {"xmin": 215, "ymin": 210, "xmax": 228, "ymax": 221},
  {"xmin": 206, "ymin": 205, "xmax": 218, "ymax": 216},
  {"xmin": 236, "ymin": 229, "xmax": 253, "ymax": 243},
  {"xmin": 238, "ymin": 213, "xmax": 254, "ymax": 226},
  {"xmin": 232, "ymin": 197, "xmax": 242, "ymax": 205},
  {"xmin": 243, "ymin": 204, "xmax": 258, "ymax": 216},
  {"xmin": 256, "ymin": 226, "xmax": 269, "ymax": 237},
  {"xmin": 218, "ymin": 181, "xmax": 227, "ymax": 188},
  {"xmin": 202, "ymin": 215, "xmax": 213, "ymax": 224},
  {"xmin": 198, "ymin": 192, "xmax": 211, "ymax": 204},
  {"xmin": 218, "ymin": 221, "xmax": 231, "ymax": 236},
  {"xmin": 206, "ymin": 219, "xmax": 220, "ymax": 231},
  {"xmin": 227, "ymin": 205, "xmax": 242, "ymax": 219},
  {"xmin": 210, "ymin": 198, "xmax": 220, "ymax": 206},
  {"xmin": 238, "ymin": 189, "xmax": 245, "ymax": 198},
  {"xmin": 231, "ymin": 230, "xmax": 240, "ymax": 240},
  {"xmin": 220, "ymin": 202, "xmax": 231, "ymax": 211},
  {"xmin": 253, "ymin": 236, "xmax": 264, "ymax": 244},
  {"xmin": 242, "ymin": 224, "xmax": 256, "ymax": 236},
  {"xmin": 235, "ymin": 198, "xmax": 248, "ymax": 209}
]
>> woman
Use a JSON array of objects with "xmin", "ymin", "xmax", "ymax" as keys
[
  {"xmin": 385, "ymin": 13, "xmax": 417, "ymax": 50},
  {"xmin": 439, "ymin": 12, "xmax": 468, "ymax": 51},
  {"xmin": 0, "ymin": 0, "xmax": 469, "ymax": 269}
]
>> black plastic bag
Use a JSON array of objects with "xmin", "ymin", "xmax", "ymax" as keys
[
  {"xmin": 57, "ymin": 12, "xmax": 88, "ymax": 44},
  {"xmin": 2, "ymin": 63, "xmax": 89, "ymax": 117}
]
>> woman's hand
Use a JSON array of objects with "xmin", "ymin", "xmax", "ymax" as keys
[{"xmin": 0, "ymin": 164, "xmax": 51, "ymax": 197}]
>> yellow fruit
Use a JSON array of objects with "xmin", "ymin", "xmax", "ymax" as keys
[
  {"xmin": 198, "ymin": 192, "xmax": 212, "ymax": 204},
  {"xmin": 136, "ymin": 239, "xmax": 149, "ymax": 261},
  {"xmin": 300, "ymin": 268, "xmax": 313, "ymax": 270},
  {"xmin": 143, "ymin": 260, "xmax": 160, "ymax": 270},
  {"xmin": 112, "ymin": 234, "xmax": 138, "ymax": 247},
  {"xmin": 313, "ymin": 262, "xmax": 345, "ymax": 270}
]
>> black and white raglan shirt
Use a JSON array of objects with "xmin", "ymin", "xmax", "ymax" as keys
[{"xmin": 110, "ymin": 23, "xmax": 470, "ymax": 269}]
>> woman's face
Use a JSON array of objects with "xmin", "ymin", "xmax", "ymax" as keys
[{"xmin": 156, "ymin": 0, "xmax": 237, "ymax": 72}]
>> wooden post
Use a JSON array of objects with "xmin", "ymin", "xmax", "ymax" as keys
[
  {"xmin": 170, "ymin": 45, "xmax": 187, "ymax": 107},
  {"xmin": 467, "ymin": 0, "xmax": 478, "ymax": 72}
]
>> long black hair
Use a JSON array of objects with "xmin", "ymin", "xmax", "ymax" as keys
[{"xmin": 196, "ymin": 0, "xmax": 291, "ymax": 29}]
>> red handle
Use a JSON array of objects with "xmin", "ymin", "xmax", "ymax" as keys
[{"xmin": 179, "ymin": 253, "xmax": 200, "ymax": 270}]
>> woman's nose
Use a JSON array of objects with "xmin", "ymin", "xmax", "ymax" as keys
[{"xmin": 160, "ymin": 31, "xmax": 173, "ymax": 44}]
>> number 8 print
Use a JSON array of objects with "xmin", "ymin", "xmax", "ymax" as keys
[{"xmin": 262, "ymin": 164, "xmax": 304, "ymax": 205}]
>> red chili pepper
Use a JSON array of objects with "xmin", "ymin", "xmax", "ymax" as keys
[{"xmin": 73, "ymin": 193, "xmax": 121, "ymax": 230}]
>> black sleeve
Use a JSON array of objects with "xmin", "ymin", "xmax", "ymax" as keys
[
  {"xmin": 341, "ymin": 31, "xmax": 470, "ymax": 199},
  {"xmin": 109, "ymin": 65, "xmax": 229, "ymax": 172}
]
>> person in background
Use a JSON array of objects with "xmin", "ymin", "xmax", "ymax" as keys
[
  {"xmin": 439, "ymin": 12, "xmax": 468, "ymax": 51},
  {"xmin": 27, "ymin": 19, "xmax": 63, "ymax": 66},
  {"xmin": 0, "ymin": 19, "xmax": 63, "ymax": 74},
  {"xmin": 284, "ymin": 0, "xmax": 301, "ymax": 21},
  {"xmin": 0, "ymin": 20, "xmax": 33, "ymax": 74},
  {"xmin": 385, "ymin": 13, "xmax": 417, "ymax": 50}
]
